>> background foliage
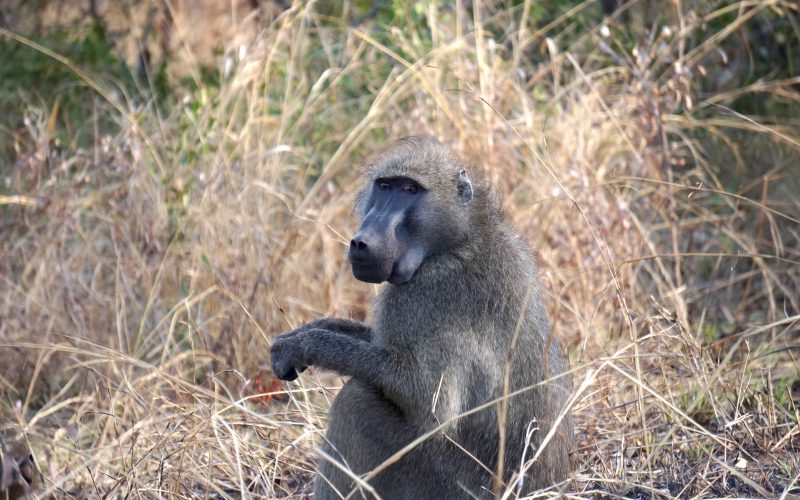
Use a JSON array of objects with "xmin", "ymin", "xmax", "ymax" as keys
[{"xmin": 1, "ymin": 0, "xmax": 798, "ymax": 497}]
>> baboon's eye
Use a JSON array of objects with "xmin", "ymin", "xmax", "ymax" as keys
[
  {"xmin": 402, "ymin": 183, "xmax": 418, "ymax": 194},
  {"xmin": 378, "ymin": 181, "xmax": 391, "ymax": 191}
]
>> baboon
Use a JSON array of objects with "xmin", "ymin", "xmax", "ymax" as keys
[{"xmin": 271, "ymin": 137, "xmax": 574, "ymax": 498}]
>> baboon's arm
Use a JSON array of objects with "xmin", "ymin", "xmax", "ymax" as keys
[
  {"xmin": 307, "ymin": 317, "xmax": 372, "ymax": 340},
  {"xmin": 271, "ymin": 329, "xmax": 431, "ymax": 418},
  {"xmin": 276, "ymin": 317, "xmax": 372, "ymax": 341}
]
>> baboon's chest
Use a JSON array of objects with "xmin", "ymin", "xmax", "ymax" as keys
[{"xmin": 373, "ymin": 292, "xmax": 471, "ymax": 346}]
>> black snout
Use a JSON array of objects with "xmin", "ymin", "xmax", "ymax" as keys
[
  {"xmin": 349, "ymin": 230, "xmax": 376, "ymax": 260},
  {"xmin": 348, "ymin": 227, "xmax": 395, "ymax": 283}
]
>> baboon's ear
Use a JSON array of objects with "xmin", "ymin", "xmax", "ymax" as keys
[{"xmin": 457, "ymin": 169, "xmax": 473, "ymax": 205}]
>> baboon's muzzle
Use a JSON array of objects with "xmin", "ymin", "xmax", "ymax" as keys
[{"xmin": 348, "ymin": 224, "xmax": 395, "ymax": 283}]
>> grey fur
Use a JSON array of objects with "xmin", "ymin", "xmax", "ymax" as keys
[{"xmin": 270, "ymin": 137, "xmax": 574, "ymax": 498}]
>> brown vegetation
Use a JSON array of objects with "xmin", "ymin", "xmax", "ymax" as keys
[{"xmin": 0, "ymin": 0, "xmax": 798, "ymax": 497}]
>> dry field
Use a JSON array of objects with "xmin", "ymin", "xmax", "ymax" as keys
[{"xmin": 1, "ymin": 0, "xmax": 798, "ymax": 498}]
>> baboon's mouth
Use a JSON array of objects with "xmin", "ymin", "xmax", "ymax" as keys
[{"xmin": 350, "ymin": 258, "xmax": 394, "ymax": 284}]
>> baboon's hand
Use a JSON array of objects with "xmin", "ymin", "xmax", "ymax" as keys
[{"xmin": 270, "ymin": 332, "xmax": 309, "ymax": 381}]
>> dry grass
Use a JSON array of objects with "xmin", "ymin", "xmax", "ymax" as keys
[{"xmin": 1, "ymin": 1, "xmax": 799, "ymax": 498}]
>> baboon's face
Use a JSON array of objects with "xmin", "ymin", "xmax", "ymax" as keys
[
  {"xmin": 349, "ymin": 176, "xmax": 426, "ymax": 284},
  {"xmin": 349, "ymin": 170, "xmax": 472, "ymax": 285}
]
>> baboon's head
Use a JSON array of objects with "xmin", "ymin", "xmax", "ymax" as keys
[{"xmin": 349, "ymin": 137, "xmax": 474, "ymax": 285}]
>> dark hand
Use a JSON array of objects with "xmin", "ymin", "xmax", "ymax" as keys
[{"xmin": 270, "ymin": 331, "xmax": 310, "ymax": 381}]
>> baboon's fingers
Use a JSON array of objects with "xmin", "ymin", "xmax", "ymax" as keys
[
  {"xmin": 271, "ymin": 352, "xmax": 298, "ymax": 381},
  {"xmin": 276, "ymin": 367, "xmax": 298, "ymax": 381},
  {"xmin": 270, "ymin": 343, "xmax": 298, "ymax": 381}
]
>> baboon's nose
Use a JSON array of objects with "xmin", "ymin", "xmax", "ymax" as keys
[
  {"xmin": 350, "ymin": 239, "xmax": 368, "ymax": 251},
  {"xmin": 349, "ymin": 228, "xmax": 381, "ymax": 260},
  {"xmin": 349, "ymin": 237, "xmax": 373, "ymax": 260}
]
